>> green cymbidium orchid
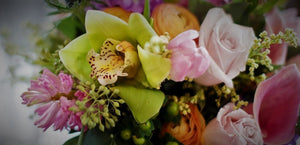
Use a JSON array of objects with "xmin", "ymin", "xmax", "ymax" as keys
[{"xmin": 59, "ymin": 10, "xmax": 170, "ymax": 123}]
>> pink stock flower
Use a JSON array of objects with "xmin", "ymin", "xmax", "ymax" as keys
[
  {"xmin": 166, "ymin": 30, "xmax": 210, "ymax": 82},
  {"xmin": 205, "ymin": 0, "xmax": 231, "ymax": 6},
  {"xmin": 21, "ymin": 69, "xmax": 82, "ymax": 131},
  {"xmin": 265, "ymin": 7, "xmax": 300, "ymax": 65},
  {"xmin": 204, "ymin": 103, "xmax": 263, "ymax": 145},
  {"xmin": 252, "ymin": 64, "xmax": 300, "ymax": 144},
  {"xmin": 195, "ymin": 8, "xmax": 256, "ymax": 88}
]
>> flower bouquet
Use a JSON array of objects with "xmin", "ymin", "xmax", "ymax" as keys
[{"xmin": 20, "ymin": 0, "xmax": 300, "ymax": 144}]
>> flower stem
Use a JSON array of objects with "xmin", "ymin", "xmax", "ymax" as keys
[{"xmin": 77, "ymin": 126, "xmax": 85, "ymax": 145}]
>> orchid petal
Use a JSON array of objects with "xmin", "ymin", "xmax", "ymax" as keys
[
  {"xmin": 253, "ymin": 64, "xmax": 300, "ymax": 144},
  {"xmin": 112, "ymin": 85, "xmax": 165, "ymax": 123},
  {"xmin": 137, "ymin": 45, "xmax": 171, "ymax": 88},
  {"xmin": 128, "ymin": 13, "xmax": 157, "ymax": 48},
  {"xmin": 59, "ymin": 34, "xmax": 93, "ymax": 82},
  {"xmin": 85, "ymin": 10, "xmax": 134, "ymax": 52}
]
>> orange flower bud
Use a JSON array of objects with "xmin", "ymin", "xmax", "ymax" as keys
[
  {"xmin": 152, "ymin": 4, "xmax": 200, "ymax": 39},
  {"xmin": 103, "ymin": 7, "xmax": 131, "ymax": 22},
  {"xmin": 161, "ymin": 104, "xmax": 206, "ymax": 145}
]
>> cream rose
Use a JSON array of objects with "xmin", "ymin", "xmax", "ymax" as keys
[
  {"xmin": 204, "ymin": 103, "xmax": 263, "ymax": 145},
  {"xmin": 195, "ymin": 8, "xmax": 256, "ymax": 88}
]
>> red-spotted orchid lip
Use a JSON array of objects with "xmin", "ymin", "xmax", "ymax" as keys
[{"xmin": 87, "ymin": 39, "xmax": 139, "ymax": 86}]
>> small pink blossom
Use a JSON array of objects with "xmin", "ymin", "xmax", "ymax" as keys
[
  {"xmin": 204, "ymin": 103, "xmax": 263, "ymax": 145},
  {"xmin": 166, "ymin": 30, "xmax": 210, "ymax": 82},
  {"xmin": 265, "ymin": 7, "xmax": 300, "ymax": 65},
  {"xmin": 252, "ymin": 64, "xmax": 300, "ymax": 144},
  {"xmin": 21, "ymin": 69, "xmax": 82, "ymax": 131},
  {"xmin": 195, "ymin": 8, "xmax": 256, "ymax": 88}
]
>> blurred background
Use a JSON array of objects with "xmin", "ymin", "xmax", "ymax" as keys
[{"xmin": 0, "ymin": 0, "xmax": 79, "ymax": 145}]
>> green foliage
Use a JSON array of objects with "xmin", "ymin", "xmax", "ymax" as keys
[
  {"xmin": 63, "ymin": 136, "xmax": 79, "ymax": 145},
  {"xmin": 188, "ymin": 0, "xmax": 214, "ymax": 23},
  {"xmin": 56, "ymin": 16, "xmax": 85, "ymax": 39}
]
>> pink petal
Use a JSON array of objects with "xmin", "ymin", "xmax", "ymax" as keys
[
  {"xmin": 167, "ymin": 30, "xmax": 198, "ymax": 50},
  {"xmin": 253, "ymin": 64, "xmax": 300, "ymax": 144},
  {"xmin": 170, "ymin": 52, "xmax": 192, "ymax": 81}
]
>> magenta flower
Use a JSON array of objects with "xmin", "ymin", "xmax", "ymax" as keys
[
  {"xmin": 91, "ymin": 0, "xmax": 162, "ymax": 13},
  {"xmin": 167, "ymin": 30, "xmax": 210, "ymax": 81},
  {"xmin": 205, "ymin": 0, "xmax": 231, "ymax": 6},
  {"xmin": 265, "ymin": 7, "xmax": 300, "ymax": 65},
  {"xmin": 251, "ymin": 64, "xmax": 300, "ymax": 144},
  {"xmin": 21, "ymin": 69, "xmax": 82, "ymax": 131}
]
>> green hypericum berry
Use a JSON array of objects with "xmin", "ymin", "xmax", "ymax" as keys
[
  {"xmin": 166, "ymin": 141, "xmax": 179, "ymax": 145},
  {"xmin": 120, "ymin": 129, "xmax": 131, "ymax": 140},
  {"xmin": 132, "ymin": 136, "xmax": 145, "ymax": 145},
  {"xmin": 166, "ymin": 102, "xmax": 179, "ymax": 117},
  {"xmin": 139, "ymin": 121, "xmax": 151, "ymax": 131}
]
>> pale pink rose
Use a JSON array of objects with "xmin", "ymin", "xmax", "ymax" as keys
[
  {"xmin": 204, "ymin": 103, "xmax": 263, "ymax": 145},
  {"xmin": 265, "ymin": 7, "xmax": 300, "ymax": 65},
  {"xmin": 167, "ymin": 30, "xmax": 210, "ymax": 81},
  {"xmin": 195, "ymin": 8, "xmax": 256, "ymax": 88},
  {"xmin": 252, "ymin": 64, "xmax": 300, "ymax": 144}
]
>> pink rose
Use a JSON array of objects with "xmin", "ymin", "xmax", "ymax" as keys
[
  {"xmin": 265, "ymin": 7, "xmax": 300, "ymax": 65},
  {"xmin": 204, "ymin": 103, "xmax": 263, "ymax": 145},
  {"xmin": 195, "ymin": 8, "xmax": 256, "ymax": 88}
]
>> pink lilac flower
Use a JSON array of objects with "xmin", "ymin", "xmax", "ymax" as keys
[
  {"xmin": 167, "ymin": 30, "xmax": 210, "ymax": 81},
  {"xmin": 90, "ymin": 0, "xmax": 162, "ymax": 13},
  {"xmin": 21, "ymin": 69, "xmax": 82, "ymax": 131}
]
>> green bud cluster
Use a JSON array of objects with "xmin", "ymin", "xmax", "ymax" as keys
[
  {"xmin": 213, "ymin": 85, "xmax": 247, "ymax": 109},
  {"xmin": 247, "ymin": 29, "xmax": 298, "ymax": 81},
  {"xmin": 171, "ymin": 95, "xmax": 191, "ymax": 116},
  {"xmin": 144, "ymin": 33, "xmax": 171, "ymax": 57},
  {"xmin": 76, "ymin": 83, "xmax": 125, "ymax": 132}
]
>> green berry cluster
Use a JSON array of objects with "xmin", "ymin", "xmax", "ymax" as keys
[{"xmin": 75, "ymin": 83, "xmax": 125, "ymax": 132}]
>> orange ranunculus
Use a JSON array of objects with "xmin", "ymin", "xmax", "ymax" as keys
[
  {"xmin": 161, "ymin": 104, "xmax": 206, "ymax": 145},
  {"xmin": 152, "ymin": 3, "xmax": 200, "ymax": 39},
  {"xmin": 102, "ymin": 7, "xmax": 131, "ymax": 22}
]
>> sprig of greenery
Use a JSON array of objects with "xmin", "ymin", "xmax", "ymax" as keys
[
  {"xmin": 247, "ymin": 28, "xmax": 298, "ymax": 82},
  {"xmin": 75, "ymin": 83, "xmax": 125, "ymax": 132}
]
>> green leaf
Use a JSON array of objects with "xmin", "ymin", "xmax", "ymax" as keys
[
  {"xmin": 112, "ymin": 85, "xmax": 165, "ymax": 123},
  {"xmin": 254, "ymin": 0, "xmax": 278, "ymax": 15},
  {"xmin": 137, "ymin": 46, "xmax": 171, "ymax": 88},
  {"xmin": 143, "ymin": 0, "xmax": 150, "ymax": 22},
  {"xmin": 59, "ymin": 34, "xmax": 93, "ymax": 82},
  {"xmin": 85, "ymin": 10, "xmax": 134, "ymax": 52},
  {"xmin": 83, "ymin": 128, "xmax": 113, "ymax": 145},
  {"xmin": 56, "ymin": 16, "xmax": 82, "ymax": 39},
  {"xmin": 63, "ymin": 135, "xmax": 79, "ymax": 145},
  {"xmin": 128, "ymin": 13, "xmax": 157, "ymax": 48}
]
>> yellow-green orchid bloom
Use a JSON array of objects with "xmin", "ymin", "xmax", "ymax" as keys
[{"xmin": 59, "ymin": 10, "xmax": 170, "ymax": 123}]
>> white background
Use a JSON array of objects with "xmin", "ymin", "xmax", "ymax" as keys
[{"xmin": 0, "ymin": 0, "xmax": 79, "ymax": 144}]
